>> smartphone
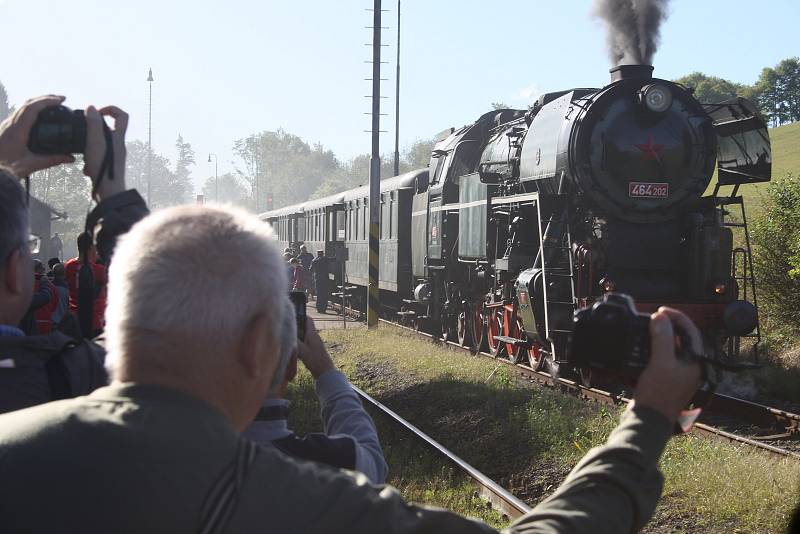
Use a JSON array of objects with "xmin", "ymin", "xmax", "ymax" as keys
[{"xmin": 289, "ymin": 291, "xmax": 307, "ymax": 341}]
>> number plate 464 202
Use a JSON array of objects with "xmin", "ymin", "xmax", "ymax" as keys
[{"xmin": 629, "ymin": 182, "xmax": 669, "ymax": 198}]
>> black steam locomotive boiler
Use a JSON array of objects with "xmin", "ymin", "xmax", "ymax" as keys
[
  {"xmin": 406, "ymin": 64, "xmax": 770, "ymax": 378},
  {"xmin": 263, "ymin": 63, "xmax": 770, "ymax": 382}
]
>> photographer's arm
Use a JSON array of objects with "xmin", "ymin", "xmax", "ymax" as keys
[
  {"xmin": 299, "ymin": 319, "xmax": 389, "ymax": 484},
  {"xmin": 82, "ymin": 105, "xmax": 149, "ymax": 264},
  {"xmin": 504, "ymin": 308, "xmax": 702, "ymax": 534}
]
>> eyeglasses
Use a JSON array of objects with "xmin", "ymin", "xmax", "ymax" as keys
[{"xmin": 27, "ymin": 234, "xmax": 41, "ymax": 254}]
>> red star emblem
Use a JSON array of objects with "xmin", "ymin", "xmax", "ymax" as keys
[{"xmin": 634, "ymin": 134, "xmax": 664, "ymax": 161}]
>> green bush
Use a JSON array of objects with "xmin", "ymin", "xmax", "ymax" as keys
[{"xmin": 751, "ymin": 173, "xmax": 800, "ymax": 337}]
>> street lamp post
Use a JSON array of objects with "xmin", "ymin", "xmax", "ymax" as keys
[
  {"xmin": 147, "ymin": 68, "xmax": 154, "ymax": 205},
  {"xmin": 208, "ymin": 153, "xmax": 218, "ymax": 202}
]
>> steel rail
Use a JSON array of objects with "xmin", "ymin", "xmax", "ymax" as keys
[{"xmin": 351, "ymin": 383, "xmax": 532, "ymax": 521}]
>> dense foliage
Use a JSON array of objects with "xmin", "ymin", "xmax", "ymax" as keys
[{"xmin": 751, "ymin": 174, "xmax": 800, "ymax": 336}]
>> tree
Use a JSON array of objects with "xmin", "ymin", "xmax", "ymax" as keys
[
  {"xmin": 29, "ymin": 159, "xmax": 92, "ymax": 256},
  {"xmin": 673, "ymin": 72, "xmax": 747, "ymax": 104},
  {"xmin": 0, "ymin": 81, "xmax": 10, "ymax": 122},
  {"xmin": 776, "ymin": 57, "xmax": 800, "ymax": 123},
  {"xmin": 126, "ymin": 140, "xmax": 190, "ymax": 209},
  {"xmin": 174, "ymin": 135, "xmax": 196, "ymax": 202},
  {"xmin": 403, "ymin": 138, "xmax": 434, "ymax": 170},
  {"xmin": 752, "ymin": 174, "xmax": 800, "ymax": 337},
  {"xmin": 234, "ymin": 129, "xmax": 341, "ymax": 210},
  {"xmin": 202, "ymin": 173, "xmax": 250, "ymax": 206},
  {"xmin": 490, "ymin": 102, "xmax": 510, "ymax": 110}
]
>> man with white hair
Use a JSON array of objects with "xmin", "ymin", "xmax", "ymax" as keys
[{"xmin": 0, "ymin": 98, "xmax": 704, "ymax": 534}]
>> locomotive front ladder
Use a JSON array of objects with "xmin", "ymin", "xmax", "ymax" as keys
[
  {"xmin": 717, "ymin": 193, "xmax": 761, "ymax": 361},
  {"xmin": 535, "ymin": 194, "xmax": 577, "ymax": 363}
]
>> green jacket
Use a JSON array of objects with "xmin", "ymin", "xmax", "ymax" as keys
[{"xmin": 0, "ymin": 383, "xmax": 671, "ymax": 533}]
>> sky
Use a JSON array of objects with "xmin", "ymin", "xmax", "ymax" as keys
[{"xmin": 0, "ymin": 0, "xmax": 797, "ymax": 193}]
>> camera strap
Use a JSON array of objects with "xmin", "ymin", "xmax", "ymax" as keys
[{"xmin": 91, "ymin": 122, "xmax": 114, "ymax": 199}]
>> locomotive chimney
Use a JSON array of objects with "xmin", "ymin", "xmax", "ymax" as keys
[{"xmin": 609, "ymin": 64, "xmax": 654, "ymax": 82}]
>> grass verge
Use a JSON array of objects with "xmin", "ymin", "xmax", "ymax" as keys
[{"xmin": 285, "ymin": 326, "xmax": 800, "ymax": 533}]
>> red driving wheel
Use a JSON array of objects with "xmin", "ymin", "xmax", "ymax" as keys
[{"xmin": 487, "ymin": 307, "xmax": 504, "ymax": 358}]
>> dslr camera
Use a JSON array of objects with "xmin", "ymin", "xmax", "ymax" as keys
[
  {"xmin": 27, "ymin": 105, "xmax": 87, "ymax": 154},
  {"xmin": 570, "ymin": 293, "xmax": 653, "ymax": 372}
]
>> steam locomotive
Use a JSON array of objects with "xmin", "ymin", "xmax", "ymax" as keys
[{"xmin": 262, "ymin": 64, "xmax": 771, "ymax": 381}]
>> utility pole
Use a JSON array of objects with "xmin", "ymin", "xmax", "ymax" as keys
[
  {"xmin": 208, "ymin": 153, "xmax": 218, "ymax": 201},
  {"xmin": 147, "ymin": 68, "xmax": 154, "ymax": 206},
  {"xmin": 367, "ymin": 0, "xmax": 382, "ymax": 328},
  {"xmin": 393, "ymin": 0, "xmax": 400, "ymax": 177}
]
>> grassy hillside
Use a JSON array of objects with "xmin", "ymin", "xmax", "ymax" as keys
[{"xmin": 770, "ymin": 121, "xmax": 800, "ymax": 179}]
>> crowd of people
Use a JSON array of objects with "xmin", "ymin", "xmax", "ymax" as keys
[
  {"xmin": 22, "ymin": 232, "xmax": 108, "ymax": 340},
  {"xmin": 284, "ymin": 244, "xmax": 332, "ymax": 314},
  {"xmin": 1, "ymin": 93, "xmax": 786, "ymax": 533}
]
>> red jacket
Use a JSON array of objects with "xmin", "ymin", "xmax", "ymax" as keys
[
  {"xmin": 64, "ymin": 258, "xmax": 107, "ymax": 332},
  {"xmin": 33, "ymin": 276, "xmax": 58, "ymax": 334}
]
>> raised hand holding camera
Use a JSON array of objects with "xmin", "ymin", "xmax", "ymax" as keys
[{"xmin": 0, "ymin": 95, "xmax": 75, "ymax": 176}]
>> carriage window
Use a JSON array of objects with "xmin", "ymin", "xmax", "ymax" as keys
[
  {"xmin": 363, "ymin": 199, "xmax": 368, "ymax": 240},
  {"xmin": 389, "ymin": 195, "xmax": 394, "ymax": 239}
]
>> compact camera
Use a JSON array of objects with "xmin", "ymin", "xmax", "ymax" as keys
[
  {"xmin": 570, "ymin": 293, "xmax": 653, "ymax": 372},
  {"xmin": 27, "ymin": 105, "xmax": 87, "ymax": 154}
]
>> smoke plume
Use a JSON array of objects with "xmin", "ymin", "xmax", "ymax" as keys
[{"xmin": 592, "ymin": 0, "xmax": 670, "ymax": 65}]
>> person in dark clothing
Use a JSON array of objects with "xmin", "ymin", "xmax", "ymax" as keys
[
  {"xmin": 297, "ymin": 244, "xmax": 313, "ymax": 271},
  {"xmin": 46, "ymin": 257, "xmax": 60, "ymax": 280},
  {"xmin": 18, "ymin": 260, "xmax": 52, "ymax": 335},
  {"xmin": 310, "ymin": 251, "xmax": 330, "ymax": 313},
  {"xmin": 64, "ymin": 232, "xmax": 106, "ymax": 338},
  {"xmin": 0, "ymin": 95, "xmax": 144, "ymax": 415},
  {"xmin": 245, "ymin": 300, "xmax": 387, "ymax": 484},
  {"xmin": 50, "ymin": 233, "xmax": 63, "ymax": 261}
]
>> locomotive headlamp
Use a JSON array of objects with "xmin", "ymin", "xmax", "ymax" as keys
[
  {"xmin": 640, "ymin": 84, "xmax": 673, "ymax": 113},
  {"xmin": 713, "ymin": 282, "xmax": 727, "ymax": 295},
  {"xmin": 600, "ymin": 277, "xmax": 616, "ymax": 292}
]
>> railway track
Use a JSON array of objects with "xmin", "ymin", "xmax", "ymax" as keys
[
  {"xmin": 377, "ymin": 318, "xmax": 800, "ymax": 460},
  {"xmin": 322, "ymin": 301, "xmax": 800, "ymax": 459},
  {"xmin": 352, "ymin": 384, "xmax": 531, "ymax": 521}
]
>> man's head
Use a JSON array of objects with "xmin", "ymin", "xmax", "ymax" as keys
[
  {"xmin": 76, "ymin": 232, "xmax": 95, "ymax": 262},
  {"xmin": 52, "ymin": 263, "xmax": 65, "ymax": 281},
  {"xmin": 47, "ymin": 257, "xmax": 60, "ymax": 270},
  {"xmin": 104, "ymin": 204, "xmax": 292, "ymax": 430},
  {"xmin": 0, "ymin": 167, "xmax": 34, "ymax": 327},
  {"xmin": 53, "ymin": 232, "xmax": 59, "ymax": 238},
  {"xmin": 283, "ymin": 252, "xmax": 292, "ymax": 262},
  {"xmin": 300, "ymin": 245, "xmax": 307, "ymax": 253},
  {"xmin": 33, "ymin": 259, "xmax": 44, "ymax": 276},
  {"xmin": 317, "ymin": 251, "xmax": 323, "ymax": 257}
]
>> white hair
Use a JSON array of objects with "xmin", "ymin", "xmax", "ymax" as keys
[{"xmin": 105, "ymin": 204, "xmax": 289, "ymax": 376}]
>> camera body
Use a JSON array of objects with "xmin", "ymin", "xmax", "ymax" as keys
[
  {"xmin": 27, "ymin": 105, "xmax": 87, "ymax": 154},
  {"xmin": 570, "ymin": 293, "xmax": 651, "ymax": 372},
  {"xmin": 289, "ymin": 291, "xmax": 307, "ymax": 341}
]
